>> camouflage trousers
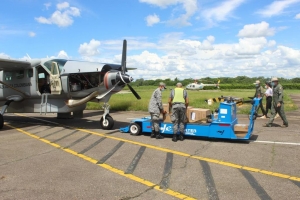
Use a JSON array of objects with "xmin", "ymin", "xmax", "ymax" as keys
[
  {"xmin": 150, "ymin": 113, "xmax": 160, "ymax": 132},
  {"xmin": 171, "ymin": 104, "xmax": 186, "ymax": 135},
  {"xmin": 267, "ymin": 102, "xmax": 288, "ymax": 125}
]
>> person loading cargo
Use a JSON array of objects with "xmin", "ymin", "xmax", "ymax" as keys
[
  {"xmin": 148, "ymin": 82, "xmax": 167, "ymax": 139},
  {"xmin": 168, "ymin": 82, "xmax": 189, "ymax": 142}
]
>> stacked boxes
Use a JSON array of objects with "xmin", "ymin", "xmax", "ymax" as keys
[
  {"xmin": 162, "ymin": 103, "xmax": 210, "ymax": 123},
  {"xmin": 234, "ymin": 124, "xmax": 248, "ymax": 132},
  {"xmin": 163, "ymin": 104, "xmax": 171, "ymax": 123},
  {"xmin": 187, "ymin": 108, "xmax": 211, "ymax": 123},
  {"xmin": 234, "ymin": 124, "xmax": 249, "ymax": 137}
]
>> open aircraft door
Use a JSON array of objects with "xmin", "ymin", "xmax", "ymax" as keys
[{"xmin": 50, "ymin": 62, "xmax": 62, "ymax": 95}]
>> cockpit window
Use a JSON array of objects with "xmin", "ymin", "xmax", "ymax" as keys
[
  {"xmin": 27, "ymin": 69, "xmax": 33, "ymax": 77},
  {"xmin": 44, "ymin": 59, "xmax": 67, "ymax": 73},
  {"xmin": 16, "ymin": 70, "xmax": 24, "ymax": 79}
]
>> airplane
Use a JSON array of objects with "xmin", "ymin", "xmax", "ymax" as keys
[
  {"xmin": 186, "ymin": 80, "xmax": 220, "ymax": 90},
  {"xmin": 0, "ymin": 40, "xmax": 140, "ymax": 130}
]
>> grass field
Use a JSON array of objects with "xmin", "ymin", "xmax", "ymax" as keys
[{"xmin": 87, "ymin": 86, "xmax": 300, "ymax": 114}]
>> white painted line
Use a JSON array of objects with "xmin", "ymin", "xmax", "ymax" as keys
[{"xmin": 250, "ymin": 140, "xmax": 300, "ymax": 146}]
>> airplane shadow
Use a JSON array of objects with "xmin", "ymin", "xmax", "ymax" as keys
[{"xmin": 2, "ymin": 114, "xmax": 131, "ymax": 132}]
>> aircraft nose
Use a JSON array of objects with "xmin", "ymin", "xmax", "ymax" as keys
[{"xmin": 117, "ymin": 73, "xmax": 133, "ymax": 84}]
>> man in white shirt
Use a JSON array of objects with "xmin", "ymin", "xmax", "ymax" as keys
[{"xmin": 260, "ymin": 81, "xmax": 273, "ymax": 118}]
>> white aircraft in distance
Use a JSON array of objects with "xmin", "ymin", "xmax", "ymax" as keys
[
  {"xmin": 186, "ymin": 80, "xmax": 220, "ymax": 90},
  {"xmin": 0, "ymin": 40, "xmax": 140, "ymax": 130}
]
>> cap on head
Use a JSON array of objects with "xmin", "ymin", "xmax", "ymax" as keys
[
  {"xmin": 253, "ymin": 80, "xmax": 260, "ymax": 85},
  {"xmin": 176, "ymin": 82, "xmax": 182, "ymax": 87},
  {"xmin": 271, "ymin": 77, "xmax": 278, "ymax": 82},
  {"xmin": 159, "ymin": 82, "xmax": 167, "ymax": 89}
]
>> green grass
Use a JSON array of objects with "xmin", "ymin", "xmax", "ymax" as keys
[{"xmin": 86, "ymin": 86, "xmax": 300, "ymax": 114}]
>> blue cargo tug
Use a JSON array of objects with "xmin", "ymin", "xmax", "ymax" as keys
[{"xmin": 120, "ymin": 98, "xmax": 261, "ymax": 140}]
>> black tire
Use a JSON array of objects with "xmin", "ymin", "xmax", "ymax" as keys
[
  {"xmin": 129, "ymin": 123, "xmax": 141, "ymax": 136},
  {"xmin": 100, "ymin": 115, "xmax": 114, "ymax": 130},
  {"xmin": 0, "ymin": 114, "xmax": 3, "ymax": 129}
]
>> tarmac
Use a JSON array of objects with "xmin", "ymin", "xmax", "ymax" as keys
[{"xmin": 0, "ymin": 95, "xmax": 300, "ymax": 200}]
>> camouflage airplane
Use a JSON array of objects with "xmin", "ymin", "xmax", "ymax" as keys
[{"xmin": 0, "ymin": 40, "xmax": 140, "ymax": 130}]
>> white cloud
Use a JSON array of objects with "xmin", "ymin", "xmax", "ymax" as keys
[
  {"xmin": 57, "ymin": 50, "xmax": 69, "ymax": 59},
  {"xmin": 57, "ymin": 2, "xmax": 69, "ymax": 10},
  {"xmin": 78, "ymin": 39, "xmax": 101, "ymax": 56},
  {"xmin": 233, "ymin": 37, "xmax": 268, "ymax": 55},
  {"xmin": 35, "ymin": 2, "xmax": 80, "ymax": 27},
  {"xmin": 295, "ymin": 13, "xmax": 300, "ymax": 19},
  {"xmin": 57, "ymin": 35, "xmax": 300, "ymax": 79},
  {"xmin": 277, "ymin": 46, "xmax": 300, "ymax": 65},
  {"xmin": 268, "ymin": 40, "xmax": 276, "ymax": 47},
  {"xmin": 257, "ymin": 0, "xmax": 300, "ymax": 17},
  {"xmin": 28, "ymin": 31, "xmax": 36, "ymax": 37},
  {"xmin": 201, "ymin": 0, "xmax": 246, "ymax": 26},
  {"xmin": 0, "ymin": 53, "xmax": 10, "ymax": 59},
  {"xmin": 140, "ymin": 0, "xmax": 197, "ymax": 27},
  {"xmin": 145, "ymin": 14, "xmax": 160, "ymax": 26},
  {"xmin": 44, "ymin": 2, "xmax": 51, "ymax": 10},
  {"xmin": 237, "ymin": 21, "xmax": 275, "ymax": 38}
]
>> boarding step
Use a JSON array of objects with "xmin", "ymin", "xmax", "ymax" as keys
[{"xmin": 40, "ymin": 93, "xmax": 50, "ymax": 115}]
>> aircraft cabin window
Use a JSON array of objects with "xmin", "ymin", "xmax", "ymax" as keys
[
  {"xmin": 16, "ymin": 70, "xmax": 24, "ymax": 79},
  {"xmin": 39, "ymin": 73, "xmax": 46, "ymax": 79},
  {"xmin": 4, "ymin": 72, "xmax": 13, "ymax": 81},
  {"xmin": 27, "ymin": 69, "xmax": 33, "ymax": 77}
]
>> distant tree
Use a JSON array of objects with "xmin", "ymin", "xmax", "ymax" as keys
[
  {"xmin": 291, "ymin": 77, "xmax": 300, "ymax": 83},
  {"xmin": 135, "ymin": 78, "xmax": 144, "ymax": 86}
]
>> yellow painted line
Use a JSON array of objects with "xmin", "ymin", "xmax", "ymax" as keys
[
  {"xmin": 7, "ymin": 116, "xmax": 300, "ymax": 183},
  {"xmin": 76, "ymin": 128, "xmax": 300, "ymax": 183},
  {"xmin": 5, "ymin": 124, "xmax": 196, "ymax": 200}
]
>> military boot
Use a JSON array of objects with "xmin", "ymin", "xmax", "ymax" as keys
[
  {"xmin": 150, "ymin": 130, "xmax": 156, "ymax": 138},
  {"xmin": 263, "ymin": 123, "xmax": 272, "ymax": 127},
  {"xmin": 156, "ymin": 132, "xmax": 164, "ymax": 139},
  {"xmin": 179, "ymin": 133, "xmax": 184, "ymax": 141},
  {"xmin": 172, "ymin": 134, "xmax": 177, "ymax": 142}
]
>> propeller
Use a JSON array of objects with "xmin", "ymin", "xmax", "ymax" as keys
[
  {"xmin": 127, "ymin": 83, "xmax": 141, "ymax": 99},
  {"xmin": 117, "ymin": 39, "xmax": 141, "ymax": 100}
]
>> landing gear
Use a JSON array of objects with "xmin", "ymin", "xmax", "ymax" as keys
[
  {"xmin": 0, "ymin": 114, "xmax": 3, "ymax": 129},
  {"xmin": 0, "ymin": 100, "xmax": 13, "ymax": 130},
  {"xmin": 100, "ymin": 115, "xmax": 114, "ymax": 130},
  {"xmin": 99, "ymin": 103, "xmax": 114, "ymax": 130}
]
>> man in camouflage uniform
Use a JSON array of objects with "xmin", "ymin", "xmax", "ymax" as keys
[
  {"xmin": 253, "ymin": 80, "xmax": 266, "ymax": 117},
  {"xmin": 263, "ymin": 77, "xmax": 288, "ymax": 127},
  {"xmin": 148, "ymin": 82, "xmax": 167, "ymax": 139},
  {"xmin": 168, "ymin": 83, "xmax": 189, "ymax": 142}
]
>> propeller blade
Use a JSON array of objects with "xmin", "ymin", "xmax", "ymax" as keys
[
  {"xmin": 127, "ymin": 84, "xmax": 141, "ymax": 100},
  {"xmin": 121, "ymin": 40, "xmax": 127, "ymax": 73}
]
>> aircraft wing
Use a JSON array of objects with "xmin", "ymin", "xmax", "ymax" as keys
[{"xmin": 0, "ymin": 58, "xmax": 32, "ymax": 71}]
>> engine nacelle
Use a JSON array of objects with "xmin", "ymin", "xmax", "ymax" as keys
[{"xmin": 104, "ymin": 71, "xmax": 133, "ymax": 90}]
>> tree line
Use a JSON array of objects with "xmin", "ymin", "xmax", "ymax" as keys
[{"xmin": 131, "ymin": 76, "xmax": 300, "ymax": 89}]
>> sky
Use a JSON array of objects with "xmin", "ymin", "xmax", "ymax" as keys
[{"xmin": 1, "ymin": 0, "xmax": 300, "ymax": 80}]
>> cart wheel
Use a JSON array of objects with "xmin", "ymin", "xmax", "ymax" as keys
[
  {"xmin": 0, "ymin": 114, "xmax": 3, "ymax": 129},
  {"xmin": 129, "ymin": 123, "xmax": 141, "ymax": 136},
  {"xmin": 100, "ymin": 115, "xmax": 114, "ymax": 130}
]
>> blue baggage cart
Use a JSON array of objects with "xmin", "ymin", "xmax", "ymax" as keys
[{"xmin": 120, "ymin": 98, "xmax": 261, "ymax": 140}]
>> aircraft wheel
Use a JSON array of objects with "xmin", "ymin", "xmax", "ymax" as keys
[
  {"xmin": 100, "ymin": 115, "xmax": 114, "ymax": 130},
  {"xmin": 129, "ymin": 123, "xmax": 141, "ymax": 136},
  {"xmin": 0, "ymin": 114, "xmax": 3, "ymax": 129}
]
